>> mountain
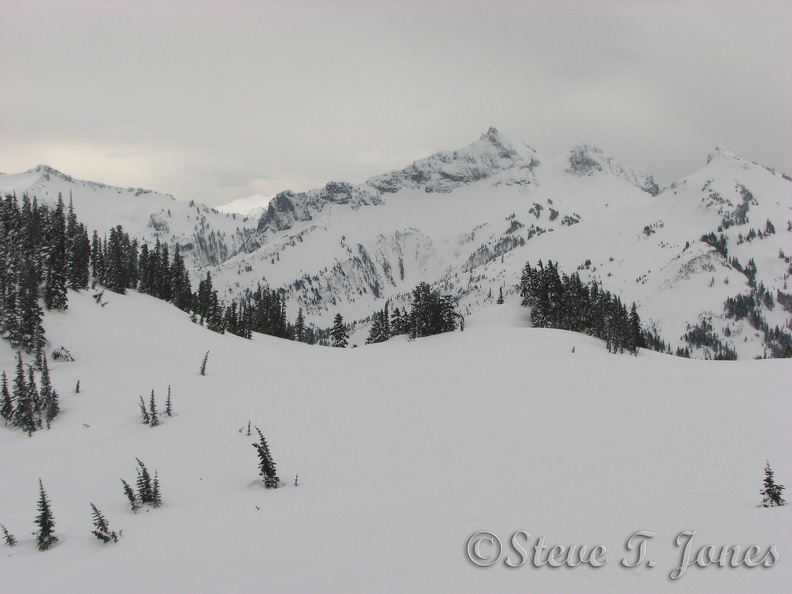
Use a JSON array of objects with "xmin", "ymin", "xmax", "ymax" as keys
[
  {"xmin": 0, "ymin": 165, "xmax": 259, "ymax": 268},
  {"xmin": 2, "ymin": 129, "xmax": 790, "ymax": 358}
]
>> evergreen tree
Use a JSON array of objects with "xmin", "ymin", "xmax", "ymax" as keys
[
  {"xmin": 90, "ymin": 230, "xmax": 104, "ymax": 284},
  {"xmin": 760, "ymin": 460, "xmax": 786, "ymax": 507},
  {"xmin": 90, "ymin": 503, "xmax": 118, "ymax": 543},
  {"xmin": 43, "ymin": 195, "xmax": 68, "ymax": 311},
  {"xmin": 294, "ymin": 307, "xmax": 306, "ymax": 342},
  {"xmin": 34, "ymin": 479, "xmax": 57, "ymax": 551},
  {"xmin": 165, "ymin": 385, "xmax": 173, "ymax": 417},
  {"xmin": 200, "ymin": 351, "xmax": 209, "ymax": 376},
  {"xmin": 497, "ymin": 287, "xmax": 504, "ymax": 304},
  {"xmin": 151, "ymin": 471, "xmax": 162, "ymax": 508},
  {"xmin": 170, "ymin": 244, "xmax": 192, "ymax": 311},
  {"xmin": 135, "ymin": 458, "xmax": 154, "ymax": 504},
  {"xmin": 148, "ymin": 390, "xmax": 159, "ymax": 427},
  {"xmin": 40, "ymin": 357, "xmax": 59, "ymax": 428},
  {"xmin": 331, "ymin": 313, "xmax": 348, "ymax": 348},
  {"xmin": 253, "ymin": 427, "xmax": 279, "ymax": 489},
  {"xmin": 65, "ymin": 197, "xmax": 90, "ymax": 290},
  {"xmin": 121, "ymin": 479, "xmax": 138, "ymax": 512},
  {"xmin": 16, "ymin": 249, "xmax": 45, "ymax": 353},
  {"xmin": 26, "ymin": 364, "xmax": 41, "ymax": 430},
  {"xmin": 12, "ymin": 351, "xmax": 35, "ymax": 434},
  {"xmin": 139, "ymin": 395, "xmax": 150, "ymax": 425},
  {"xmin": 0, "ymin": 370, "xmax": 12, "ymax": 423},
  {"xmin": 1, "ymin": 524, "xmax": 17, "ymax": 547}
]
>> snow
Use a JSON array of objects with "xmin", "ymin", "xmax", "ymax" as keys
[
  {"xmin": 214, "ymin": 193, "xmax": 272, "ymax": 217},
  {"xmin": 0, "ymin": 289, "xmax": 789, "ymax": 592}
]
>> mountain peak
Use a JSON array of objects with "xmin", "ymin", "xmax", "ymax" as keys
[
  {"xmin": 28, "ymin": 164, "xmax": 74, "ymax": 183},
  {"xmin": 566, "ymin": 144, "xmax": 662, "ymax": 195},
  {"xmin": 706, "ymin": 145, "xmax": 742, "ymax": 165}
]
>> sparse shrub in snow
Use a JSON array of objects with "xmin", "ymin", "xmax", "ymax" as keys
[
  {"xmin": 760, "ymin": 461, "xmax": 786, "ymax": 507},
  {"xmin": 51, "ymin": 346, "xmax": 74, "ymax": 362}
]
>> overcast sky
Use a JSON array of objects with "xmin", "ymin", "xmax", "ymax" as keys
[{"xmin": 1, "ymin": 0, "xmax": 790, "ymax": 207}]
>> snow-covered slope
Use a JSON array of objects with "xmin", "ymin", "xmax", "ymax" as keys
[
  {"xmin": 214, "ymin": 193, "xmax": 271, "ymax": 219},
  {"xmin": 0, "ymin": 165, "xmax": 258, "ymax": 269},
  {"xmin": 0, "ymin": 290, "xmax": 789, "ymax": 592}
]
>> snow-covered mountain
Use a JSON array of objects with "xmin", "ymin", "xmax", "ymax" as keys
[
  {"xmin": 0, "ymin": 165, "xmax": 259, "ymax": 269},
  {"xmin": 2, "ymin": 129, "xmax": 790, "ymax": 358}
]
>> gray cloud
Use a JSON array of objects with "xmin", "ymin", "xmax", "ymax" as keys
[{"xmin": 1, "ymin": 0, "xmax": 789, "ymax": 206}]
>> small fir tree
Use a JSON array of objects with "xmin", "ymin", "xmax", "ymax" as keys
[
  {"xmin": 760, "ymin": 460, "xmax": 786, "ymax": 507},
  {"xmin": 148, "ymin": 390, "xmax": 159, "ymax": 427},
  {"xmin": 40, "ymin": 357, "xmax": 59, "ymax": 429},
  {"xmin": 90, "ymin": 503, "xmax": 118, "ymax": 543},
  {"xmin": 151, "ymin": 471, "xmax": 162, "ymax": 508},
  {"xmin": 1, "ymin": 524, "xmax": 17, "ymax": 547},
  {"xmin": 331, "ymin": 313, "xmax": 348, "ymax": 348},
  {"xmin": 75, "ymin": 380, "xmax": 80, "ymax": 394},
  {"xmin": 138, "ymin": 396, "xmax": 150, "ymax": 424},
  {"xmin": 165, "ymin": 385, "xmax": 172, "ymax": 417},
  {"xmin": 121, "ymin": 479, "xmax": 138, "ymax": 513},
  {"xmin": 26, "ymin": 365, "xmax": 41, "ymax": 430},
  {"xmin": 496, "ymin": 287, "xmax": 504, "ymax": 304},
  {"xmin": 34, "ymin": 479, "xmax": 57, "ymax": 551},
  {"xmin": 135, "ymin": 458, "xmax": 154, "ymax": 504},
  {"xmin": 200, "ymin": 351, "xmax": 209, "ymax": 376},
  {"xmin": 253, "ymin": 427, "xmax": 279, "ymax": 489},
  {"xmin": 1, "ymin": 370, "xmax": 13, "ymax": 423}
]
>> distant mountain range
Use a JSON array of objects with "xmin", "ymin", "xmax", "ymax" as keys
[{"xmin": 2, "ymin": 128, "xmax": 790, "ymax": 358}]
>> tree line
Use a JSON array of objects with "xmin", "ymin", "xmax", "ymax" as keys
[{"xmin": 518, "ymin": 260, "xmax": 648, "ymax": 354}]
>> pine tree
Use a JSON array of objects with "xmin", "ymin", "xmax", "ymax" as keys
[
  {"xmin": 90, "ymin": 503, "xmax": 118, "ymax": 543},
  {"xmin": 294, "ymin": 307, "xmax": 306, "ymax": 342},
  {"xmin": 1, "ymin": 524, "xmax": 17, "ymax": 547},
  {"xmin": 151, "ymin": 471, "xmax": 162, "ymax": 508},
  {"xmin": 121, "ymin": 479, "xmax": 138, "ymax": 512},
  {"xmin": 26, "ymin": 364, "xmax": 41, "ymax": 430},
  {"xmin": 135, "ymin": 458, "xmax": 154, "ymax": 504},
  {"xmin": 760, "ymin": 460, "xmax": 786, "ymax": 507},
  {"xmin": 170, "ymin": 244, "xmax": 193, "ymax": 311},
  {"xmin": 139, "ymin": 396, "xmax": 150, "ymax": 424},
  {"xmin": 43, "ymin": 195, "xmax": 68, "ymax": 311},
  {"xmin": 253, "ymin": 427, "xmax": 279, "ymax": 489},
  {"xmin": 34, "ymin": 479, "xmax": 57, "ymax": 551},
  {"xmin": 200, "ymin": 351, "xmax": 209, "ymax": 375},
  {"xmin": 40, "ymin": 357, "xmax": 59, "ymax": 428},
  {"xmin": 12, "ymin": 351, "xmax": 35, "ymax": 434},
  {"xmin": 1, "ymin": 370, "xmax": 13, "ymax": 423},
  {"xmin": 497, "ymin": 287, "xmax": 504, "ymax": 304},
  {"xmin": 165, "ymin": 385, "xmax": 173, "ymax": 417},
  {"xmin": 148, "ymin": 390, "xmax": 159, "ymax": 427},
  {"xmin": 331, "ymin": 313, "xmax": 348, "ymax": 348}
]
